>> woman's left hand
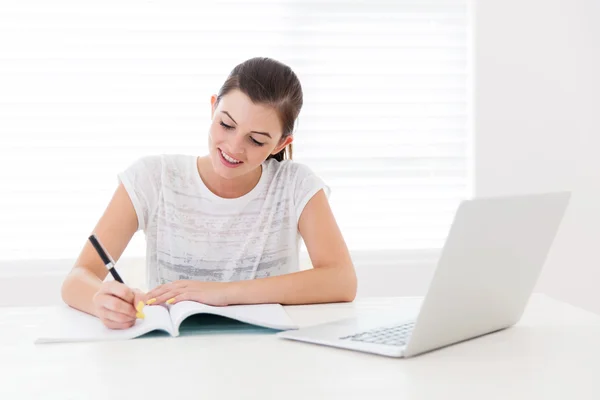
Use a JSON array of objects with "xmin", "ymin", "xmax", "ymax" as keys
[{"xmin": 145, "ymin": 280, "xmax": 232, "ymax": 307}]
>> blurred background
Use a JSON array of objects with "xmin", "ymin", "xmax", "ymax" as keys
[{"xmin": 1, "ymin": 0, "xmax": 598, "ymax": 315}]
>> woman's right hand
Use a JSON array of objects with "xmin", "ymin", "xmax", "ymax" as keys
[{"xmin": 92, "ymin": 281, "xmax": 146, "ymax": 330}]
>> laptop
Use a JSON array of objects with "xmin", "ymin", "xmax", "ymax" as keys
[{"xmin": 278, "ymin": 191, "xmax": 571, "ymax": 358}]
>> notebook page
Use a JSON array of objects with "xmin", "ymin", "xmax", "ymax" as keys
[
  {"xmin": 35, "ymin": 305, "xmax": 173, "ymax": 344},
  {"xmin": 169, "ymin": 301, "xmax": 298, "ymax": 334}
]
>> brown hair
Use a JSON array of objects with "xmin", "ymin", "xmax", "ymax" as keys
[{"xmin": 215, "ymin": 57, "xmax": 303, "ymax": 161}]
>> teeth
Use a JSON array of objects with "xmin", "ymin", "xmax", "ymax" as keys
[{"xmin": 221, "ymin": 149, "xmax": 241, "ymax": 164}]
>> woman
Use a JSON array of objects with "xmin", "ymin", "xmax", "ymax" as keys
[{"xmin": 61, "ymin": 57, "xmax": 357, "ymax": 330}]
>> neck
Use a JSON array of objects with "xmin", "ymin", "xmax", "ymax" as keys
[{"xmin": 196, "ymin": 156, "xmax": 262, "ymax": 199}]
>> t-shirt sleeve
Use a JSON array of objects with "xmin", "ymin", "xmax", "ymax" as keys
[
  {"xmin": 117, "ymin": 155, "xmax": 163, "ymax": 232},
  {"xmin": 293, "ymin": 163, "xmax": 331, "ymax": 223}
]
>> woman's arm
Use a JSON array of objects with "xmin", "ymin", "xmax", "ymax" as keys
[
  {"xmin": 61, "ymin": 183, "xmax": 140, "ymax": 316},
  {"xmin": 227, "ymin": 189, "xmax": 357, "ymax": 305}
]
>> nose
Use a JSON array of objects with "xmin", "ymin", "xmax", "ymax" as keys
[{"xmin": 228, "ymin": 133, "xmax": 246, "ymax": 155}]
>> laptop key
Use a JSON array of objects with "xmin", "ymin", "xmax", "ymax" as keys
[{"xmin": 340, "ymin": 322, "xmax": 415, "ymax": 346}]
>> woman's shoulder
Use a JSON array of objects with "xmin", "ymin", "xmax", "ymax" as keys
[
  {"xmin": 264, "ymin": 158, "xmax": 329, "ymax": 198},
  {"xmin": 264, "ymin": 158, "xmax": 319, "ymax": 182},
  {"xmin": 263, "ymin": 159, "xmax": 330, "ymax": 213}
]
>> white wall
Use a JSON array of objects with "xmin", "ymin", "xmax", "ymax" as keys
[
  {"xmin": 4, "ymin": 1, "xmax": 600, "ymax": 315},
  {"xmin": 475, "ymin": 0, "xmax": 600, "ymax": 314}
]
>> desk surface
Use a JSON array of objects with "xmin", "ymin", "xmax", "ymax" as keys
[{"xmin": 1, "ymin": 293, "xmax": 600, "ymax": 400}]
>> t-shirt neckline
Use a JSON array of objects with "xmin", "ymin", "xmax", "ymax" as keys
[{"xmin": 193, "ymin": 156, "xmax": 269, "ymax": 204}]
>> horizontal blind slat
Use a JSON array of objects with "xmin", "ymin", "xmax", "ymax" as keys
[{"xmin": 0, "ymin": 0, "xmax": 470, "ymax": 260}]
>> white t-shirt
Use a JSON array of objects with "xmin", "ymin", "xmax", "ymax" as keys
[{"xmin": 118, "ymin": 154, "xmax": 329, "ymax": 290}]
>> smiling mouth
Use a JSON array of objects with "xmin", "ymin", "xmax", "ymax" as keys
[{"xmin": 218, "ymin": 148, "xmax": 243, "ymax": 167}]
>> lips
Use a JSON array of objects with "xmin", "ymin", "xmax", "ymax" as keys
[
  {"xmin": 220, "ymin": 148, "xmax": 241, "ymax": 163},
  {"xmin": 218, "ymin": 148, "xmax": 244, "ymax": 168}
]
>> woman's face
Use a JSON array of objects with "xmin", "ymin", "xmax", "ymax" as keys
[{"xmin": 208, "ymin": 89, "xmax": 292, "ymax": 180}]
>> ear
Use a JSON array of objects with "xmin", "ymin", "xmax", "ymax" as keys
[
  {"xmin": 210, "ymin": 94, "xmax": 218, "ymax": 119},
  {"xmin": 271, "ymin": 135, "xmax": 294, "ymax": 155}
]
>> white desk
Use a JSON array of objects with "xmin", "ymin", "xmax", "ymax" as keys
[{"xmin": 1, "ymin": 293, "xmax": 599, "ymax": 399}]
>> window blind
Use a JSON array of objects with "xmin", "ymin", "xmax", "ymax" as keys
[{"xmin": 0, "ymin": 0, "xmax": 471, "ymax": 261}]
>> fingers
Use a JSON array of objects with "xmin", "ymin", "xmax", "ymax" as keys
[
  {"xmin": 98, "ymin": 305, "xmax": 136, "ymax": 330},
  {"xmin": 164, "ymin": 293, "xmax": 190, "ymax": 305},
  {"xmin": 133, "ymin": 289, "xmax": 147, "ymax": 304},
  {"xmin": 94, "ymin": 282, "xmax": 150, "ymax": 330},
  {"xmin": 146, "ymin": 282, "xmax": 185, "ymax": 305},
  {"xmin": 94, "ymin": 282, "xmax": 138, "ymax": 322},
  {"xmin": 103, "ymin": 281, "xmax": 135, "ymax": 304},
  {"xmin": 103, "ymin": 318, "xmax": 136, "ymax": 330},
  {"xmin": 145, "ymin": 283, "xmax": 173, "ymax": 301},
  {"xmin": 101, "ymin": 293, "xmax": 136, "ymax": 317},
  {"xmin": 152, "ymin": 290, "xmax": 181, "ymax": 305},
  {"xmin": 131, "ymin": 289, "xmax": 147, "ymax": 318},
  {"xmin": 99, "ymin": 307, "xmax": 136, "ymax": 324}
]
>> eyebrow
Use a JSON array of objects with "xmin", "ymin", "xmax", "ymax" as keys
[{"xmin": 221, "ymin": 111, "xmax": 272, "ymax": 138}]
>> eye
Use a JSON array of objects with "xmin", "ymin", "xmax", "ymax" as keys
[
  {"xmin": 220, "ymin": 121, "xmax": 234, "ymax": 130},
  {"xmin": 250, "ymin": 137, "xmax": 265, "ymax": 147}
]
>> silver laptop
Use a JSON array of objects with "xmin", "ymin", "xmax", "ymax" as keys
[{"xmin": 278, "ymin": 191, "xmax": 571, "ymax": 358}]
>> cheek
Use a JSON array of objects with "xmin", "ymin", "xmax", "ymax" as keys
[
  {"xmin": 247, "ymin": 145, "xmax": 275, "ymax": 163},
  {"xmin": 208, "ymin": 123, "xmax": 223, "ymax": 143}
]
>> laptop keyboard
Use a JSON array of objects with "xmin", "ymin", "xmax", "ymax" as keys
[{"xmin": 339, "ymin": 321, "xmax": 415, "ymax": 347}]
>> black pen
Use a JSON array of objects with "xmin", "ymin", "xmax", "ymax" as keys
[{"xmin": 88, "ymin": 234, "xmax": 124, "ymax": 284}]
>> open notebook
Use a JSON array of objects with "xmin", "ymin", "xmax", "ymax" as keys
[{"xmin": 35, "ymin": 301, "xmax": 298, "ymax": 344}]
